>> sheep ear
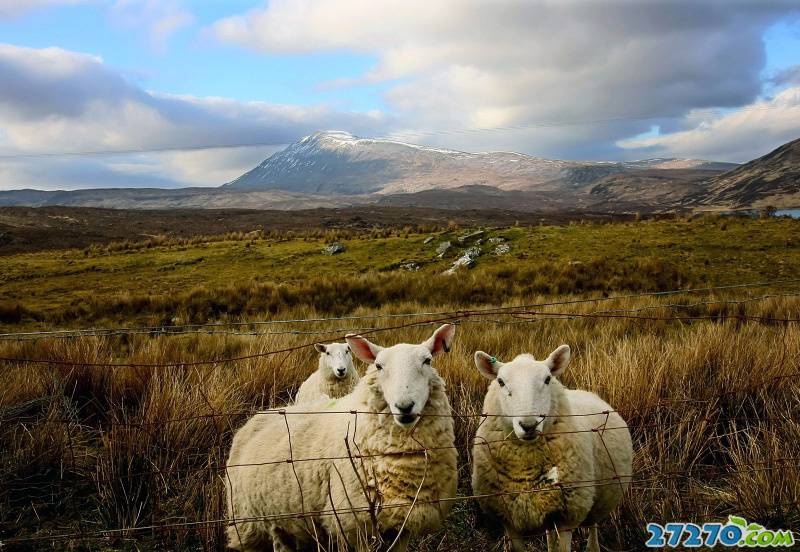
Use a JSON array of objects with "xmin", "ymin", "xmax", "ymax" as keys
[
  {"xmin": 345, "ymin": 334, "xmax": 383, "ymax": 363},
  {"xmin": 474, "ymin": 351, "xmax": 502, "ymax": 380},
  {"xmin": 314, "ymin": 343, "xmax": 327, "ymax": 353},
  {"xmin": 424, "ymin": 324, "xmax": 455, "ymax": 356},
  {"xmin": 545, "ymin": 345, "xmax": 571, "ymax": 377}
]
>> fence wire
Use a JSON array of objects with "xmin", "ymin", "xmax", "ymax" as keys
[
  {"xmin": 2, "ymin": 277, "xmax": 799, "ymax": 341},
  {"xmin": 1, "ymin": 281, "xmax": 798, "ymax": 549}
]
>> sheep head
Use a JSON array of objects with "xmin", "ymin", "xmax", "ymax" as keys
[
  {"xmin": 346, "ymin": 324, "xmax": 455, "ymax": 428},
  {"xmin": 314, "ymin": 342, "xmax": 355, "ymax": 379},
  {"xmin": 474, "ymin": 345, "xmax": 571, "ymax": 441}
]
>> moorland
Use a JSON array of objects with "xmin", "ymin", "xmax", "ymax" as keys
[{"xmin": 1, "ymin": 213, "xmax": 799, "ymax": 550}]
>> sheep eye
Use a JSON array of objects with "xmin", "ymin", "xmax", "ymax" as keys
[
  {"xmin": 375, "ymin": 364, "xmax": 383, "ymax": 371},
  {"xmin": 497, "ymin": 378, "xmax": 505, "ymax": 387},
  {"xmin": 423, "ymin": 357, "xmax": 432, "ymax": 365},
  {"xmin": 544, "ymin": 375, "xmax": 551, "ymax": 385},
  {"xmin": 326, "ymin": 352, "xmax": 330, "ymax": 356}
]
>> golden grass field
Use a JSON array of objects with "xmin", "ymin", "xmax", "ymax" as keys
[{"xmin": 1, "ymin": 216, "xmax": 799, "ymax": 550}]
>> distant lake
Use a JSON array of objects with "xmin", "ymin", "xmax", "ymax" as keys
[{"xmin": 775, "ymin": 209, "xmax": 800, "ymax": 219}]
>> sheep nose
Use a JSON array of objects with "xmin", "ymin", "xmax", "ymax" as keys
[
  {"xmin": 336, "ymin": 368, "xmax": 346, "ymax": 376},
  {"xmin": 395, "ymin": 401, "xmax": 415, "ymax": 414},
  {"xmin": 518, "ymin": 421, "xmax": 539, "ymax": 433}
]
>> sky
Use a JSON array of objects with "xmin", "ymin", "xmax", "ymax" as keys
[{"xmin": 0, "ymin": 0, "xmax": 799, "ymax": 190}]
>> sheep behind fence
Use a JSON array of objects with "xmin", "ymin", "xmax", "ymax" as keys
[{"xmin": 1, "ymin": 283, "xmax": 799, "ymax": 550}]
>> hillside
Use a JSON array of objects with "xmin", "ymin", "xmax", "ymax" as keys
[
  {"xmin": 588, "ymin": 169, "xmax": 722, "ymax": 209},
  {"xmin": 695, "ymin": 138, "xmax": 800, "ymax": 208}
]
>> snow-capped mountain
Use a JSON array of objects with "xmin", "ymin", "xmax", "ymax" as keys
[
  {"xmin": 0, "ymin": 130, "xmax": 750, "ymax": 212},
  {"xmin": 225, "ymin": 130, "xmax": 736, "ymax": 195}
]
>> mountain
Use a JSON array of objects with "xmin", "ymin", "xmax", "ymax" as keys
[
  {"xmin": 14, "ymin": 129, "xmax": 800, "ymax": 212},
  {"xmin": 693, "ymin": 138, "xmax": 800, "ymax": 209},
  {"xmin": 225, "ymin": 130, "xmax": 735, "ymax": 195}
]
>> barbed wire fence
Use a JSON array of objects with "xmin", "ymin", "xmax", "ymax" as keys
[{"xmin": 1, "ymin": 281, "xmax": 799, "ymax": 550}]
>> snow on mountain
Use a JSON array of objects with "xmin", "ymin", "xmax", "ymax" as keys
[{"xmin": 225, "ymin": 130, "xmax": 735, "ymax": 195}]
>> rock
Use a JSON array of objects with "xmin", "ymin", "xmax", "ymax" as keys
[
  {"xmin": 488, "ymin": 237, "xmax": 506, "ymax": 244},
  {"xmin": 401, "ymin": 262, "xmax": 421, "ymax": 271},
  {"xmin": 436, "ymin": 241, "xmax": 452, "ymax": 257},
  {"xmin": 423, "ymin": 236, "xmax": 435, "ymax": 244},
  {"xmin": 445, "ymin": 246, "xmax": 481, "ymax": 274},
  {"xmin": 568, "ymin": 260, "xmax": 583, "ymax": 266},
  {"xmin": 494, "ymin": 244, "xmax": 511, "ymax": 255},
  {"xmin": 322, "ymin": 242, "xmax": 346, "ymax": 255},
  {"xmin": 457, "ymin": 230, "xmax": 484, "ymax": 244}
]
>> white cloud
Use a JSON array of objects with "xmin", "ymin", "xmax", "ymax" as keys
[
  {"xmin": 127, "ymin": 145, "xmax": 286, "ymax": 186},
  {"xmin": 213, "ymin": 0, "xmax": 800, "ymax": 159},
  {"xmin": 0, "ymin": 44, "xmax": 389, "ymax": 189},
  {"xmin": 618, "ymin": 87, "xmax": 800, "ymax": 162},
  {"xmin": 110, "ymin": 0, "xmax": 194, "ymax": 51}
]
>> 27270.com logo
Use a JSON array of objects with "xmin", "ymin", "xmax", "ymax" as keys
[{"xmin": 646, "ymin": 516, "xmax": 795, "ymax": 548}]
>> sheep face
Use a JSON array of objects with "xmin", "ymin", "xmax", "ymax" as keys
[
  {"xmin": 346, "ymin": 324, "xmax": 455, "ymax": 428},
  {"xmin": 474, "ymin": 345, "xmax": 571, "ymax": 441},
  {"xmin": 314, "ymin": 342, "xmax": 354, "ymax": 379}
]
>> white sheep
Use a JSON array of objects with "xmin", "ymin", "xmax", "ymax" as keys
[
  {"xmin": 225, "ymin": 324, "xmax": 458, "ymax": 552},
  {"xmin": 294, "ymin": 342, "xmax": 360, "ymax": 404},
  {"xmin": 471, "ymin": 345, "xmax": 632, "ymax": 552}
]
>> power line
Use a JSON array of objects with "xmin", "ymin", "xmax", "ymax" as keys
[
  {"xmin": 0, "ymin": 141, "xmax": 286, "ymax": 160},
  {"xmin": 3, "ymin": 291, "xmax": 800, "ymax": 344},
  {"xmin": 382, "ymin": 104, "xmax": 789, "ymax": 141},
  {"xmin": 1, "ymin": 310, "xmax": 797, "ymax": 369},
  {"xmin": 3, "ymin": 277, "xmax": 799, "ymax": 341},
  {"xmin": 0, "ymin": 103, "xmax": 789, "ymax": 159}
]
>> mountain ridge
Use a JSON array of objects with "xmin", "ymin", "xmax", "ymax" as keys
[
  {"xmin": 692, "ymin": 137, "xmax": 800, "ymax": 209},
  {"xmin": 225, "ymin": 130, "xmax": 735, "ymax": 195},
  {"xmin": 2, "ymin": 131, "xmax": 799, "ymax": 211}
]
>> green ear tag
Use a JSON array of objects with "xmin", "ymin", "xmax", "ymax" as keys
[{"xmin": 489, "ymin": 356, "xmax": 497, "ymax": 364}]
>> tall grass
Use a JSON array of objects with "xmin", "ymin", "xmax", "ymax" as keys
[
  {"xmin": 8, "ymin": 255, "xmax": 687, "ymax": 326},
  {"xmin": 1, "ymin": 292, "xmax": 798, "ymax": 550}
]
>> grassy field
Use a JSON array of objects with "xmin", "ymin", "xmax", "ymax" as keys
[
  {"xmin": 1, "ymin": 216, "xmax": 799, "ymax": 329},
  {"xmin": 1, "ymin": 216, "xmax": 799, "ymax": 551}
]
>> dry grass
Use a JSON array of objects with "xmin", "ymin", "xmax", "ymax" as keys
[{"xmin": 1, "ymin": 291, "xmax": 799, "ymax": 550}]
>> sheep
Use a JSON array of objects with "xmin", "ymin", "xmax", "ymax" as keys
[
  {"xmin": 225, "ymin": 324, "xmax": 458, "ymax": 552},
  {"xmin": 294, "ymin": 342, "xmax": 360, "ymax": 404},
  {"xmin": 471, "ymin": 345, "xmax": 632, "ymax": 552}
]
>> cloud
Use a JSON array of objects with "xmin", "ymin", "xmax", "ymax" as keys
[
  {"xmin": 0, "ymin": 45, "xmax": 137, "ymax": 120},
  {"xmin": 0, "ymin": 146, "xmax": 285, "ymax": 190},
  {"xmin": 618, "ymin": 87, "xmax": 800, "ymax": 162},
  {"xmin": 109, "ymin": 0, "xmax": 194, "ymax": 51},
  {"xmin": 0, "ymin": 0, "xmax": 88, "ymax": 19},
  {"xmin": 0, "ymin": 156, "xmax": 188, "ymax": 190},
  {"xmin": 213, "ymin": 0, "xmax": 800, "ymax": 159},
  {"xmin": 0, "ymin": 44, "xmax": 389, "ymax": 189},
  {"xmin": 771, "ymin": 65, "xmax": 800, "ymax": 87}
]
